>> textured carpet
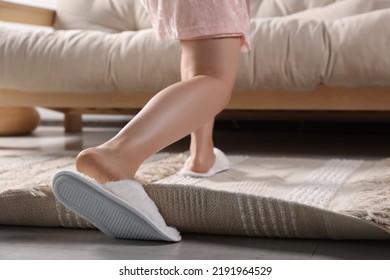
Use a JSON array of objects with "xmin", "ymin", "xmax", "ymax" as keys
[{"xmin": 0, "ymin": 149, "xmax": 389, "ymax": 239}]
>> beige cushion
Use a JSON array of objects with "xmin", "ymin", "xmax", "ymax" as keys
[
  {"xmin": 285, "ymin": 0, "xmax": 374, "ymax": 20},
  {"xmin": 373, "ymin": 0, "xmax": 390, "ymax": 10},
  {"xmin": 253, "ymin": 0, "xmax": 386, "ymax": 18},
  {"xmin": 54, "ymin": 0, "xmax": 151, "ymax": 31},
  {"xmin": 1, "ymin": 4, "xmax": 390, "ymax": 93},
  {"xmin": 244, "ymin": 8, "xmax": 390, "ymax": 90},
  {"xmin": 0, "ymin": 28, "xmax": 180, "ymax": 93},
  {"xmin": 53, "ymin": 0, "xmax": 378, "ymax": 30},
  {"xmin": 253, "ymin": 0, "xmax": 341, "ymax": 17},
  {"xmin": 322, "ymin": 9, "xmax": 390, "ymax": 86}
]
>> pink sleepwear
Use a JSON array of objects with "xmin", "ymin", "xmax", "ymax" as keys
[{"xmin": 140, "ymin": 0, "xmax": 251, "ymax": 51}]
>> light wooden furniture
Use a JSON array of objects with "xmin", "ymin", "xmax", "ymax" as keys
[
  {"xmin": 0, "ymin": 107, "xmax": 40, "ymax": 136},
  {"xmin": 1, "ymin": 0, "xmax": 390, "ymax": 133}
]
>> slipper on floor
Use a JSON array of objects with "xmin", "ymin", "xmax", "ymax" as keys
[
  {"xmin": 179, "ymin": 148, "xmax": 230, "ymax": 178},
  {"xmin": 52, "ymin": 171, "xmax": 181, "ymax": 242}
]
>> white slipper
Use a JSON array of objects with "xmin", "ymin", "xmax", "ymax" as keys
[
  {"xmin": 52, "ymin": 171, "xmax": 181, "ymax": 242},
  {"xmin": 179, "ymin": 148, "xmax": 230, "ymax": 178}
]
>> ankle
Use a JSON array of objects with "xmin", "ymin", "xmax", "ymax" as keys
[{"xmin": 187, "ymin": 148, "xmax": 216, "ymax": 173}]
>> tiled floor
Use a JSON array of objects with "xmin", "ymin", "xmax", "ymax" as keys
[{"xmin": 0, "ymin": 112, "xmax": 390, "ymax": 260}]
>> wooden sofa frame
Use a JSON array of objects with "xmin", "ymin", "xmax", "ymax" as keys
[{"xmin": 1, "ymin": 1, "xmax": 390, "ymax": 132}]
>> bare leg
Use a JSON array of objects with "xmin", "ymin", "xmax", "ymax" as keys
[
  {"xmin": 181, "ymin": 55, "xmax": 216, "ymax": 173},
  {"xmin": 76, "ymin": 37, "xmax": 241, "ymax": 184}
]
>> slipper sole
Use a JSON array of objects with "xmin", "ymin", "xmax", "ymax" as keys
[{"xmin": 52, "ymin": 171, "xmax": 175, "ymax": 241}]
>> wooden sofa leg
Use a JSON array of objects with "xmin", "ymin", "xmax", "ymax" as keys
[{"xmin": 64, "ymin": 113, "xmax": 82, "ymax": 133}]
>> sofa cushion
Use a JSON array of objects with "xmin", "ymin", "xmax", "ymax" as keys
[
  {"xmin": 373, "ymin": 0, "xmax": 390, "ymax": 10},
  {"xmin": 0, "ymin": 27, "xmax": 180, "ymax": 93},
  {"xmin": 253, "ymin": 0, "xmax": 387, "ymax": 18},
  {"xmin": 54, "ymin": 0, "xmax": 151, "ymax": 32},
  {"xmin": 285, "ymin": 0, "xmax": 374, "ymax": 20},
  {"xmin": 244, "ymin": 8, "xmax": 390, "ymax": 90},
  {"xmin": 322, "ymin": 9, "xmax": 390, "ymax": 86},
  {"xmin": 53, "ymin": 0, "xmax": 388, "ymax": 32},
  {"xmin": 1, "ymin": 7, "xmax": 390, "ymax": 93},
  {"xmin": 253, "ymin": 0, "xmax": 341, "ymax": 17}
]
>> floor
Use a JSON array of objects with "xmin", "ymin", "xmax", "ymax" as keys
[{"xmin": 1, "ymin": 110, "xmax": 390, "ymax": 260}]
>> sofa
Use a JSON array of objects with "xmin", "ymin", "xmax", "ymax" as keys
[{"xmin": 1, "ymin": 0, "xmax": 390, "ymax": 133}]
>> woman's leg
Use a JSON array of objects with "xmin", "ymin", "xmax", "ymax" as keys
[{"xmin": 76, "ymin": 37, "xmax": 242, "ymax": 184}]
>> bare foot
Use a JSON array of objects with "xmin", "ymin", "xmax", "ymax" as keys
[{"xmin": 75, "ymin": 147, "xmax": 135, "ymax": 184}]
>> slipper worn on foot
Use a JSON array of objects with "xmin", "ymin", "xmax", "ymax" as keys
[
  {"xmin": 52, "ymin": 171, "xmax": 181, "ymax": 242},
  {"xmin": 179, "ymin": 148, "xmax": 230, "ymax": 178}
]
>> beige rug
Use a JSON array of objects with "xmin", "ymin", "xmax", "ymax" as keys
[{"xmin": 0, "ymin": 149, "xmax": 389, "ymax": 239}]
